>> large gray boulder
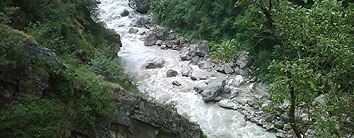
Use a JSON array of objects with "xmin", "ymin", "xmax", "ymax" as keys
[
  {"xmin": 180, "ymin": 45, "xmax": 198, "ymax": 61},
  {"xmin": 120, "ymin": 9, "xmax": 129, "ymax": 17},
  {"xmin": 166, "ymin": 69, "xmax": 178, "ymax": 77},
  {"xmin": 196, "ymin": 41, "xmax": 209, "ymax": 57},
  {"xmin": 200, "ymin": 78, "xmax": 225, "ymax": 102},
  {"xmin": 224, "ymin": 63, "xmax": 234, "ymax": 74},
  {"xmin": 181, "ymin": 64, "xmax": 193, "ymax": 77},
  {"xmin": 128, "ymin": 27, "xmax": 139, "ymax": 34},
  {"xmin": 154, "ymin": 25, "xmax": 168, "ymax": 40},
  {"xmin": 236, "ymin": 51, "xmax": 252, "ymax": 69},
  {"xmin": 198, "ymin": 60, "xmax": 213, "ymax": 70},
  {"xmin": 218, "ymin": 99, "xmax": 238, "ymax": 110},
  {"xmin": 144, "ymin": 31, "xmax": 158, "ymax": 46},
  {"xmin": 145, "ymin": 58, "xmax": 165, "ymax": 69},
  {"xmin": 312, "ymin": 94, "xmax": 326, "ymax": 106}
]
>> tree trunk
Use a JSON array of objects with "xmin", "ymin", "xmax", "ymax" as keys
[{"xmin": 258, "ymin": 0, "xmax": 303, "ymax": 137}]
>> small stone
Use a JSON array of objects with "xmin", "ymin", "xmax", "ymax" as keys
[
  {"xmin": 194, "ymin": 86, "xmax": 204, "ymax": 94},
  {"xmin": 190, "ymin": 76, "xmax": 197, "ymax": 81},
  {"xmin": 200, "ymin": 76, "xmax": 208, "ymax": 80},
  {"xmin": 128, "ymin": 27, "xmax": 138, "ymax": 34},
  {"xmin": 156, "ymin": 40, "xmax": 163, "ymax": 46},
  {"xmin": 181, "ymin": 64, "xmax": 193, "ymax": 77},
  {"xmin": 172, "ymin": 81, "xmax": 181, "ymax": 86},
  {"xmin": 145, "ymin": 58, "xmax": 165, "ymax": 69},
  {"xmin": 166, "ymin": 69, "xmax": 178, "ymax": 77},
  {"xmin": 120, "ymin": 9, "xmax": 129, "ymax": 17},
  {"xmin": 274, "ymin": 121, "xmax": 284, "ymax": 129},
  {"xmin": 218, "ymin": 99, "xmax": 238, "ymax": 110},
  {"xmin": 224, "ymin": 63, "xmax": 234, "ymax": 74}
]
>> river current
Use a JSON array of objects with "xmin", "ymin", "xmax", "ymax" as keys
[{"xmin": 98, "ymin": 0, "xmax": 275, "ymax": 137}]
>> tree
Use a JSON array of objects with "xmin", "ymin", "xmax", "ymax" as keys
[{"xmin": 237, "ymin": 0, "xmax": 353, "ymax": 137}]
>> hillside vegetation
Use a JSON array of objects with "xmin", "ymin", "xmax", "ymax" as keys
[{"xmin": 0, "ymin": 0, "xmax": 138, "ymax": 137}]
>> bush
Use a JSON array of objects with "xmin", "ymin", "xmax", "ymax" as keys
[{"xmin": 0, "ymin": 98, "xmax": 70, "ymax": 138}]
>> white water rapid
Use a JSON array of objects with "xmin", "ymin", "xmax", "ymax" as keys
[{"xmin": 98, "ymin": 0, "xmax": 276, "ymax": 137}]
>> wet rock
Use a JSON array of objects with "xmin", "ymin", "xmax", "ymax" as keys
[
  {"xmin": 196, "ymin": 41, "xmax": 209, "ymax": 57},
  {"xmin": 166, "ymin": 69, "xmax": 178, "ymax": 77},
  {"xmin": 181, "ymin": 64, "xmax": 193, "ymax": 77},
  {"xmin": 236, "ymin": 51, "xmax": 252, "ymax": 69},
  {"xmin": 200, "ymin": 76, "xmax": 208, "ymax": 80},
  {"xmin": 214, "ymin": 64, "xmax": 224, "ymax": 73},
  {"xmin": 191, "ymin": 39, "xmax": 199, "ymax": 44},
  {"xmin": 218, "ymin": 99, "xmax": 238, "ymax": 110},
  {"xmin": 247, "ymin": 99, "xmax": 256, "ymax": 106},
  {"xmin": 200, "ymin": 78, "xmax": 225, "ymax": 102},
  {"xmin": 172, "ymin": 81, "xmax": 181, "ymax": 86},
  {"xmin": 190, "ymin": 56, "xmax": 200, "ymax": 65},
  {"xmin": 230, "ymin": 88, "xmax": 242, "ymax": 98},
  {"xmin": 160, "ymin": 45, "xmax": 167, "ymax": 50},
  {"xmin": 145, "ymin": 58, "xmax": 165, "ymax": 69},
  {"xmin": 190, "ymin": 76, "xmax": 197, "ymax": 81},
  {"xmin": 224, "ymin": 63, "xmax": 234, "ymax": 74},
  {"xmin": 128, "ymin": 27, "xmax": 139, "ymax": 34},
  {"xmin": 135, "ymin": 17, "xmax": 149, "ymax": 27},
  {"xmin": 227, "ymin": 75, "xmax": 244, "ymax": 87},
  {"xmin": 274, "ymin": 121, "xmax": 284, "ymax": 129},
  {"xmin": 154, "ymin": 25, "xmax": 168, "ymax": 40},
  {"xmin": 198, "ymin": 60, "xmax": 213, "ymax": 70},
  {"xmin": 172, "ymin": 45, "xmax": 180, "ymax": 50},
  {"xmin": 177, "ymin": 37, "xmax": 187, "ymax": 46},
  {"xmin": 167, "ymin": 34, "xmax": 177, "ymax": 40},
  {"xmin": 263, "ymin": 123, "xmax": 275, "ymax": 131},
  {"xmin": 156, "ymin": 40, "xmax": 163, "ymax": 46},
  {"xmin": 144, "ymin": 31, "xmax": 158, "ymax": 46},
  {"xmin": 312, "ymin": 94, "xmax": 326, "ymax": 106},
  {"xmin": 120, "ymin": 9, "xmax": 129, "ymax": 17},
  {"xmin": 194, "ymin": 86, "xmax": 204, "ymax": 94},
  {"xmin": 235, "ymin": 66, "xmax": 251, "ymax": 77},
  {"xmin": 165, "ymin": 41, "xmax": 174, "ymax": 48}
]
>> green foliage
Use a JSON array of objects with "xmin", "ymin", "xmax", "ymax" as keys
[
  {"xmin": 89, "ymin": 48, "xmax": 139, "ymax": 93},
  {"xmin": 211, "ymin": 39, "xmax": 239, "ymax": 62},
  {"xmin": 0, "ymin": 98, "xmax": 70, "ymax": 137},
  {"xmin": 0, "ymin": 7, "xmax": 18, "ymax": 24},
  {"xmin": 266, "ymin": 0, "xmax": 354, "ymax": 137}
]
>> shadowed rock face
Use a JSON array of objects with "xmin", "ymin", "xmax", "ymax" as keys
[{"xmin": 111, "ymin": 89, "xmax": 201, "ymax": 138}]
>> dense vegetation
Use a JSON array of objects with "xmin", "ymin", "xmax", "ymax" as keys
[
  {"xmin": 0, "ymin": 0, "xmax": 138, "ymax": 137},
  {"xmin": 150, "ymin": 0, "xmax": 353, "ymax": 137}
]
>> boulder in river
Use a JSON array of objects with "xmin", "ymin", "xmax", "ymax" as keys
[
  {"xmin": 120, "ymin": 9, "xmax": 129, "ymax": 17},
  {"xmin": 144, "ymin": 31, "xmax": 158, "ymax": 46},
  {"xmin": 196, "ymin": 41, "xmax": 209, "ymax": 57},
  {"xmin": 166, "ymin": 69, "xmax": 178, "ymax": 77},
  {"xmin": 128, "ymin": 27, "xmax": 138, "ymax": 34},
  {"xmin": 236, "ymin": 51, "xmax": 252, "ymax": 69},
  {"xmin": 181, "ymin": 64, "xmax": 193, "ymax": 77},
  {"xmin": 172, "ymin": 81, "xmax": 181, "ymax": 86},
  {"xmin": 200, "ymin": 78, "xmax": 225, "ymax": 102},
  {"xmin": 198, "ymin": 60, "xmax": 213, "ymax": 70},
  {"xmin": 224, "ymin": 63, "xmax": 234, "ymax": 74},
  {"xmin": 154, "ymin": 25, "xmax": 168, "ymax": 40},
  {"xmin": 145, "ymin": 58, "xmax": 165, "ymax": 69},
  {"xmin": 218, "ymin": 99, "xmax": 238, "ymax": 110}
]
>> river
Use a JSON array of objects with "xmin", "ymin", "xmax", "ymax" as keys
[{"xmin": 98, "ymin": 0, "xmax": 275, "ymax": 137}]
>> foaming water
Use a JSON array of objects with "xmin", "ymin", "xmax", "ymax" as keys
[{"xmin": 98, "ymin": 0, "xmax": 275, "ymax": 137}]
